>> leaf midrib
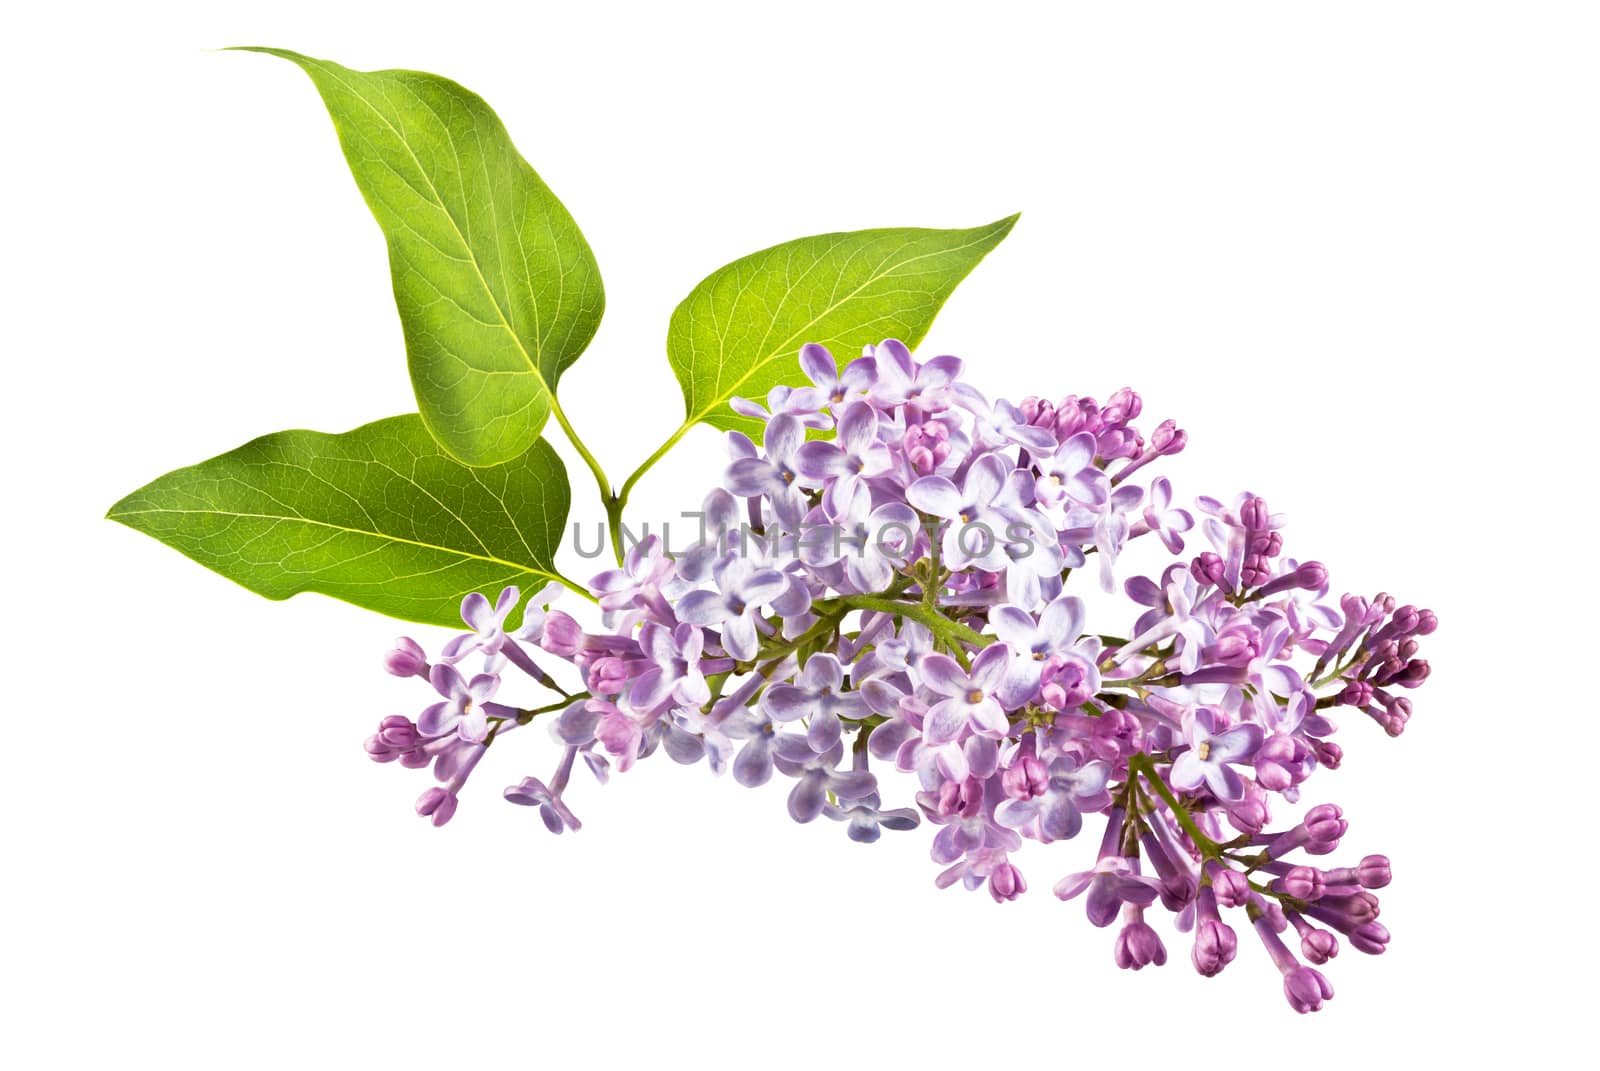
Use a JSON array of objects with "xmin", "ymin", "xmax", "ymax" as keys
[{"xmin": 107, "ymin": 505, "xmax": 558, "ymax": 581}]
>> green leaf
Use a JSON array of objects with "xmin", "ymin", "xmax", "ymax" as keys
[
  {"xmin": 107, "ymin": 415, "xmax": 572, "ymax": 629},
  {"xmin": 236, "ymin": 47, "xmax": 604, "ymax": 467},
  {"xmin": 667, "ymin": 216, "xmax": 1017, "ymax": 439}
]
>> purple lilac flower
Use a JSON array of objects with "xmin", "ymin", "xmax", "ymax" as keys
[
  {"xmin": 1169, "ymin": 707, "xmax": 1264, "ymax": 802},
  {"xmin": 365, "ymin": 336, "xmax": 1432, "ymax": 1015}
]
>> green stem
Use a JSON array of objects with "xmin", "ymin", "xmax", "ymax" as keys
[
  {"xmin": 515, "ymin": 692, "xmax": 591, "ymax": 726},
  {"xmin": 1127, "ymin": 752, "xmax": 1220, "ymax": 857},
  {"xmin": 549, "ymin": 396, "xmax": 614, "ymax": 514},
  {"xmin": 552, "ymin": 571, "xmax": 599, "ymax": 603},
  {"xmin": 824, "ymin": 594, "xmax": 988, "ymax": 668}
]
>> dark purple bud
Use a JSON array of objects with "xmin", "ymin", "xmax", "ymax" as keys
[
  {"xmin": 1192, "ymin": 918, "xmax": 1237, "ymax": 976},
  {"xmin": 1350, "ymin": 921, "xmax": 1391, "ymax": 955},
  {"xmin": 1357, "ymin": 855, "xmax": 1392, "ymax": 889},
  {"xmin": 1102, "ymin": 387, "xmax": 1143, "ymax": 425},
  {"xmin": 1040, "ymin": 655, "xmax": 1094, "ymax": 709},
  {"xmin": 1306, "ymin": 891, "xmax": 1381, "ymax": 931},
  {"xmin": 415, "ymin": 787, "xmax": 458, "ymax": 827},
  {"xmin": 1002, "ymin": 756, "xmax": 1050, "ymax": 800},
  {"xmin": 587, "ymin": 657, "xmax": 632, "ymax": 695},
  {"xmin": 1151, "ymin": 418, "xmax": 1187, "ymax": 455},
  {"xmin": 1227, "ymin": 794, "xmax": 1270, "ymax": 836},
  {"xmin": 1241, "ymin": 496, "xmax": 1270, "ymax": 533},
  {"xmin": 1310, "ymin": 738, "xmax": 1343, "ymax": 769},
  {"xmin": 935, "ymin": 777, "xmax": 985, "ymax": 819},
  {"xmin": 1300, "ymin": 927, "xmax": 1340, "ymax": 965},
  {"xmin": 1056, "ymin": 396, "xmax": 1103, "ymax": 438},
  {"xmin": 1414, "ymin": 609, "xmax": 1438, "ymax": 635},
  {"xmin": 988, "ymin": 862, "xmax": 1027, "ymax": 903},
  {"xmin": 1208, "ymin": 624, "xmax": 1263, "ymax": 667},
  {"xmin": 1274, "ymin": 866, "xmax": 1326, "ymax": 901},
  {"xmin": 1191, "ymin": 552, "xmax": 1227, "ymax": 586},
  {"xmin": 1340, "ymin": 592, "xmax": 1371, "ymax": 622},
  {"xmin": 1240, "ymin": 553, "xmax": 1272, "ymax": 588},
  {"xmin": 1283, "ymin": 966, "xmax": 1335, "ymax": 1013},
  {"xmin": 540, "ymin": 611, "xmax": 584, "ymax": 657},
  {"xmin": 1394, "ymin": 659, "xmax": 1431, "ymax": 688},
  {"xmin": 1339, "ymin": 680, "xmax": 1374, "ymax": 707},
  {"xmin": 1020, "ymin": 396, "xmax": 1054, "ymax": 428},
  {"xmin": 1379, "ymin": 695, "xmax": 1412, "ymax": 736},
  {"xmin": 383, "ymin": 637, "xmax": 428, "ymax": 678},
  {"xmin": 1114, "ymin": 919, "xmax": 1167, "ymax": 970},
  {"xmin": 1095, "ymin": 427, "xmax": 1143, "ymax": 461},
  {"xmin": 1212, "ymin": 868, "xmax": 1251, "ymax": 909},
  {"xmin": 1258, "ymin": 561, "xmax": 1328, "ymax": 597}
]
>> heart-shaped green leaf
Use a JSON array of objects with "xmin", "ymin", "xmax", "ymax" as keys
[
  {"xmin": 668, "ymin": 217, "xmax": 1016, "ymax": 439},
  {"xmin": 107, "ymin": 415, "xmax": 572, "ymax": 628},
  {"xmin": 237, "ymin": 48, "xmax": 604, "ymax": 467}
]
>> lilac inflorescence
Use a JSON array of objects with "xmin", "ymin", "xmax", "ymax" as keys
[{"xmin": 366, "ymin": 338, "xmax": 1433, "ymax": 1012}]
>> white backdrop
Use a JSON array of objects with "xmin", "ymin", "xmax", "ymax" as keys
[{"xmin": 5, "ymin": 2, "xmax": 1595, "ymax": 1066}]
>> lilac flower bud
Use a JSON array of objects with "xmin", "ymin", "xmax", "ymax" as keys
[
  {"xmin": 1226, "ymin": 792, "xmax": 1270, "ymax": 836},
  {"xmin": 1267, "ymin": 804, "xmax": 1346, "ymax": 858},
  {"xmin": 1274, "ymin": 866, "xmax": 1326, "ymax": 901},
  {"xmin": 1379, "ymin": 695, "xmax": 1412, "ymax": 736},
  {"xmin": 1241, "ymin": 496, "xmax": 1270, "ymax": 534},
  {"xmin": 1253, "ymin": 733, "xmax": 1305, "ymax": 792},
  {"xmin": 1151, "ymin": 419, "xmax": 1187, "ymax": 455},
  {"xmin": 1339, "ymin": 680, "xmax": 1374, "ymax": 707},
  {"xmin": 1283, "ymin": 966, "xmax": 1335, "ymax": 1013},
  {"xmin": 383, "ymin": 637, "xmax": 428, "ymax": 678},
  {"xmin": 934, "ymin": 777, "xmax": 984, "ymax": 819},
  {"xmin": 539, "ymin": 611, "xmax": 584, "ymax": 657},
  {"xmin": 1310, "ymin": 738, "xmax": 1343, "ymax": 769},
  {"xmin": 1208, "ymin": 623, "xmax": 1263, "ymax": 667},
  {"xmin": 1115, "ymin": 916, "xmax": 1168, "ymax": 970},
  {"xmin": 1211, "ymin": 867, "xmax": 1252, "ymax": 909},
  {"xmin": 1299, "ymin": 926, "xmax": 1339, "ymax": 965},
  {"xmin": 1039, "ymin": 655, "xmax": 1094, "ymax": 710},
  {"xmin": 989, "ymin": 861, "xmax": 1027, "ymax": 903},
  {"xmin": 1001, "ymin": 755, "xmax": 1049, "ymax": 800},
  {"xmin": 1349, "ymin": 921, "xmax": 1391, "ymax": 955},
  {"xmin": 1393, "ymin": 659, "xmax": 1431, "ymax": 688},
  {"xmin": 1241, "ymin": 552, "xmax": 1272, "ymax": 588},
  {"xmin": 1256, "ymin": 561, "xmax": 1328, "ymax": 598},
  {"xmin": 1192, "ymin": 918, "xmax": 1236, "ymax": 976},
  {"xmin": 587, "ymin": 656, "xmax": 633, "ymax": 696},
  {"xmin": 1055, "ymin": 396, "xmax": 1102, "ymax": 438},
  {"xmin": 1102, "ymin": 387, "xmax": 1142, "ymax": 425},
  {"xmin": 378, "ymin": 715, "xmax": 418, "ymax": 747},
  {"xmin": 1414, "ymin": 609, "xmax": 1438, "ymax": 635},
  {"xmin": 1020, "ymin": 396, "xmax": 1056, "ymax": 429},
  {"xmin": 1191, "ymin": 552, "xmax": 1226, "ymax": 587},
  {"xmin": 415, "ymin": 787, "xmax": 458, "ymax": 827},
  {"xmin": 1305, "ymin": 891, "xmax": 1381, "ymax": 932},
  {"xmin": 1095, "ymin": 427, "xmax": 1142, "ymax": 461},
  {"xmin": 902, "ymin": 422, "xmax": 951, "ymax": 475},
  {"xmin": 1357, "ymin": 855, "xmax": 1393, "ymax": 888}
]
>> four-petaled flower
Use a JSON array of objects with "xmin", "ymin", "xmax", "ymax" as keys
[
  {"xmin": 1169, "ymin": 707, "xmax": 1264, "ymax": 802},
  {"xmin": 676, "ymin": 557, "xmax": 788, "ymax": 661},
  {"xmin": 920, "ymin": 645, "xmax": 1013, "ymax": 744},
  {"xmin": 418, "ymin": 664, "xmax": 500, "ymax": 743},
  {"xmin": 440, "ymin": 585, "xmax": 520, "ymax": 663}
]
